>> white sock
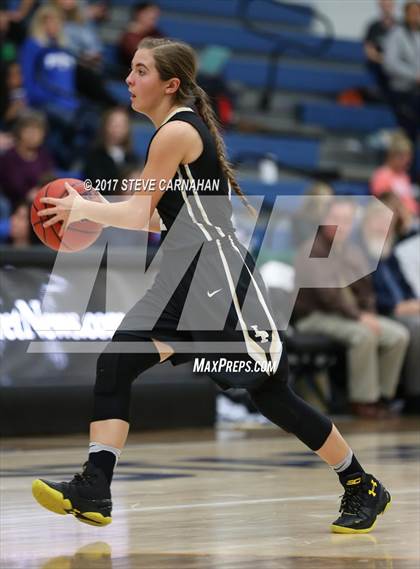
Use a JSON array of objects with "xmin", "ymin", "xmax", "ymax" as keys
[{"xmin": 331, "ymin": 448, "xmax": 353, "ymax": 473}]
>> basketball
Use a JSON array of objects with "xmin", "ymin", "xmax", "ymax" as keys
[{"xmin": 30, "ymin": 178, "xmax": 103, "ymax": 252}]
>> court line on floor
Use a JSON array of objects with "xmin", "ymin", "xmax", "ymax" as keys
[{"xmin": 126, "ymin": 488, "xmax": 420, "ymax": 513}]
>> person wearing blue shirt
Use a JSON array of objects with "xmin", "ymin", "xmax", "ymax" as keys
[{"xmin": 19, "ymin": 4, "xmax": 97, "ymax": 168}]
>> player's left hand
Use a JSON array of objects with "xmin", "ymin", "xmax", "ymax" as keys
[{"xmin": 38, "ymin": 182, "xmax": 85, "ymax": 237}]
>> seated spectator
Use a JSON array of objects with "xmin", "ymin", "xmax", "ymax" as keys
[
  {"xmin": 20, "ymin": 4, "xmax": 99, "ymax": 168},
  {"xmin": 7, "ymin": 198, "xmax": 39, "ymax": 248},
  {"xmin": 361, "ymin": 197, "xmax": 420, "ymax": 414},
  {"xmin": 293, "ymin": 198, "xmax": 409, "ymax": 419},
  {"xmin": 364, "ymin": 0, "xmax": 397, "ymax": 102},
  {"xmin": 292, "ymin": 182, "xmax": 334, "ymax": 247},
  {"xmin": 83, "ymin": 107, "xmax": 139, "ymax": 195},
  {"xmin": 118, "ymin": 2, "xmax": 163, "ymax": 70},
  {"xmin": 20, "ymin": 5, "xmax": 78, "ymax": 115},
  {"xmin": 0, "ymin": 111, "xmax": 54, "ymax": 208},
  {"xmin": 370, "ymin": 130, "xmax": 419, "ymax": 217},
  {"xmin": 51, "ymin": 0, "xmax": 116, "ymax": 108},
  {"xmin": 0, "ymin": 60, "xmax": 28, "ymax": 129},
  {"xmin": 383, "ymin": 1, "xmax": 420, "ymax": 178}
]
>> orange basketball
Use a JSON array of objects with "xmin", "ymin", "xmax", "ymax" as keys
[{"xmin": 31, "ymin": 178, "xmax": 103, "ymax": 252}]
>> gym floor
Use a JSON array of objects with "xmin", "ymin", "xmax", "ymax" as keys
[{"xmin": 1, "ymin": 418, "xmax": 419, "ymax": 568}]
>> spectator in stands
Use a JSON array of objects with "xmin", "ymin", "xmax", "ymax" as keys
[
  {"xmin": 293, "ymin": 198, "xmax": 409, "ymax": 419},
  {"xmin": 370, "ymin": 130, "xmax": 419, "ymax": 218},
  {"xmin": 361, "ymin": 197, "xmax": 420, "ymax": 414},
  {"xmin": 20, "ymin": 4, "xmax": 78, "ymax": 112},
  {"xmin": 51, "ymin": 0, "xmax": 116, "ymax": 108},
  {"xmin": 0, "ymin": 111, "xmax": 54, "ymax": 208},
  {"xmin": 83, "ymin": 107, "xmax": 139, "ymax": 195},
  {"xmin": 20, "ymin": 4, "xmax": 99, "ymax": 168},
  {"xmin": 292, "ymin": 182, "xmax": 334, "ymax": 246},
  {"xmin": 364, "ymin": 0, "xmax": 397, "ymax": 101},
  {"xmin": 118, "ymin": 2, "xmax": 163, "ymax": 69},
  {"xmin": 383, "ymin": 0, "xmax": 420, "ymax": 178},
  {"xmin": 0, "ymin": 60, "xmax": 28, "ymax": 130},
  {"xmin": 7, "ymin": 198, "xmax": 39, "ymax": 248}
]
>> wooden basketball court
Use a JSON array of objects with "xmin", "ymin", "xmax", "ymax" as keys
[{"xmin": 1, "ymin": 419, "xmax": 419, "ymax": 568}]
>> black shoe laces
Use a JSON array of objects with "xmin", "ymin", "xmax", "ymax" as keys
[
  {"xmin": 339, "ymin": 484, "xmax": 365, "ymax": 514},
  {"xmin": 70, "ymin": 463, "xmax": 97, "ymax": 486}
]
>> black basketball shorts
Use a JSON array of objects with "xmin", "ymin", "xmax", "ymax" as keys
[{"xmin": 113, "ymin": 233, "xmax": 287, "ymax": 390}]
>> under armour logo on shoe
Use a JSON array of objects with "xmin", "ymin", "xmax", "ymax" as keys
[
  {"xmin": 250, "ymin": 325, "xmax": 269, "ymax": 343},
  {"xmin": 207, "ymin": 288, "xmax": 222, "ymax": 298},
  {"xmin": 368, "ymin": 479, "xmax": 377, "ymax": 496}
]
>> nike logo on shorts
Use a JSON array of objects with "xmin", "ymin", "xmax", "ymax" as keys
[{"xmin": 207, "ymin": 288, "xmax": 222, "ymax": 298}]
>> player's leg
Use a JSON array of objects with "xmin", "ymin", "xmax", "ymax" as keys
[
  {"xmin": 89, "ymin": 338, "xmax": 174, "ymax": 447},
  {"xmin": 247, "ymin": 355, "xmax": 391, "ymax": 534},
  {"xmin": 32, "ymin": 333, "xmax": 172, "ymax": 526}
]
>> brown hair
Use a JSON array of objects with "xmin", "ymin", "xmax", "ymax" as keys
[
  {"xmin": 13, "ymin": 110, "xmax": 47, "ymax": 139},
  {"xmin": 138, "ymin": 37, "xmax": 256, "ymax": 217},
  {"xmin": 96, "ymin": 106, "xmax": 132, "ymax": 152}
]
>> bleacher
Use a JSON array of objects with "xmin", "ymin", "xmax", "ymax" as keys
[{"xmin": 103, "ymin": 0, "xmax": 396, "ymax": 203}]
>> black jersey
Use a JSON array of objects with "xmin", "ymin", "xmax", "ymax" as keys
[
  {"xmin": 115, "ymin": 106, "xmax": 285, "ymax": 391},
  {"xmin": 144, "ymin": 107, "xmax": 237, "ymax": 250}
]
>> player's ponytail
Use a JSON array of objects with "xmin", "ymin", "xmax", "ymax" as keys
[
  {"xmin": 192, "ymin": 84, "xmax": 257, "ymax": 218},
  {"xmin": 138, "ymin": 37, "xmax": 257, "ymax": 218}
]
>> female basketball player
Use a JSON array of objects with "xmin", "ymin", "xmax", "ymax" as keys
[{"xmin": 33, "ymin": 38, "xmax": 391, "ymax": 533}]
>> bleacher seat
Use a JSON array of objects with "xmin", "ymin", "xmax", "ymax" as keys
[
  {"xmin": 224, "ymin": 59, "xmax": 374, "ymax": 94},
  {"xmin": 158, "ymin": 16, "xmax": 364, "ymax": 64},
  {"xmin": 299, "ymin": 102, "xmax": 397, "ymax": 132},
  {"xmin": 332, "ymin": 181, "xmax": 370, "ymax": 196},
  {"xmin": 239, "ymin": 179, "xmax": 370, "ymax": 207},
  {"xmin": 131, "ymin": 124, "xmax": 320, "ymax": 169},
  {"xmin": 118, "ymin": 0, "xmax": 314, "ymax": 28}
]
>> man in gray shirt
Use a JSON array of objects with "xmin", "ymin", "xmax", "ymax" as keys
[{"xmin": 384, "ymin": 1, "xmax": 420, "ymax": 179}]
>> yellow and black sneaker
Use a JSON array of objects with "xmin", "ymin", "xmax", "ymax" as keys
[
  {"xmin": 32, "ymin": 462, "xmax": 112, "ymax": 527},
  {"xmin": 331, "ymin": 472, "xmax": 391, "ymax": 534}
]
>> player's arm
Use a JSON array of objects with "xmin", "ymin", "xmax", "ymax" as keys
[
  {"xmin": 91, "ymin": 191, "xmax": 162, "ymax": 233},
  {"xmin": 38, "ymin": 122, "xmax": 194, "ymax": 233}
]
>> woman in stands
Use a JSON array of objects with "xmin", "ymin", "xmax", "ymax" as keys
[
  {"xmin": 20, "ymin": 4, "xmax": 98, "ymax": 168},
  {"xmin": 32, "ymin": 38, "xmax": 391, "ymax": 534}
]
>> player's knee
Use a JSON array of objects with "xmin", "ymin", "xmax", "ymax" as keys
[
  {"xmin": 92, "ymin": 336, "xmax": 161, "ymax": 422},
  {"xmin": 94, "ymin": 334, "xmax": 161, "ymax": 396},
  {"xmin": 94, "ymin": 350, "xmax": 123, "ymax": 396}
]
